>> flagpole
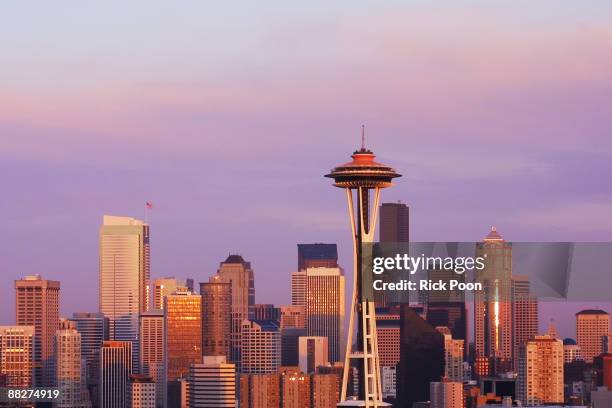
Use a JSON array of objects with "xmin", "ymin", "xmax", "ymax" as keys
[{"xmin": 145, "ymin": 202, "xmax": 148, "ymax": 224}]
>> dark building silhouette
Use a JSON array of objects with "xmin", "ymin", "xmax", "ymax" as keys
[
  {"xmin": 425, "ymin": 268, "xmax": 467, "ymax": 343},
  {"xmin": 253, "ymin": 304, "xmax": 280, "ymax": 322},
  {"xmin": 396, "ymin": 304, "xmax": 444, "ymax": 407},
  {"xmin": 297, "ymin": 244, "xmax": 338, "ymax": 271},
  {"xmin": 379, "ymin": 202, "xmax": 409, "ymax": 243}
]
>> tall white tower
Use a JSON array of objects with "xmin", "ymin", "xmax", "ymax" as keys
[{"xmin": 325, "ymin": 129, "xmax": 401, "ymax": 407}]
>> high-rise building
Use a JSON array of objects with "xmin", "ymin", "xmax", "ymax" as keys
[
  {"xmin": 100, "ymin": 340, "xmax": 132, "ymax": 408},
  {"xmin": 281, "ymin": 369, "xmax": 310, "ymax": 408},
  {"xmin": 253, "ymin": 304, "xmax": 280, "ymax": 322},
  {"xmin": 291, "ymin": 271, "xmax": 307, "ymax": 307},
  {"xmin": 164, "ymin": 291, "xmax": 202, "ymax": 381},
  {"xmin": 436, "ymin": 327, "xmax": 464, "ymax": 382},
  {"xmin": 429, "ymin": 381, "xmax": 463, "ymax": 408},
  {"xmin": 55, "ymin": 320, "xmax": 91, "ymax": 408},
  {"xmin": 139, "ymin": 311, "xmax": 165, "ymax": 408},
  {"xmin": 200, "ymin": 282, "xmax": 231, "ymax": 358},
  {"xmin": 211, "ymin": 254, "xmax": 255, "ymax": 367},
  {"xmin": 379, "ymin": 202, "xmax": 409, "ymax": 243},
  {"xmin": 563, "ymin": 338, "xmax": 583, "ymax": 363},
  {"xmin": 298, "ymin": 336, "xmax": 329, "ymax": 374},
  {"xmin": 241, "ymin": 320, "xmax": 281, "ymax": 374},
  {"xmin": 0, "ymin": 326, "xmax": 34, "ymax": 387},
  {"xmin": 297, "ymin": 243, "xmax": 338, "ymax": 271},
  {"xmin": 304, "ymin": 267, "xmax": 345, "ymax": 363},
  {"xmin": 239, "ymin": 374, "xmax": 280, "ymax": 408},
  {"xmin": 325, "ymin": 137, "xmax": 401, "ymax": 406},
  {"xmin": 376, "ymin": 307, "xmax": 401, "ymax": 399},
  {"xmin": 153, "ymin": 278, "xmax": 193, "ymax": 311},
  {"xmin": 518, "ymin": 335, "xmax": 564, "ymax": 406},
  {"xmin": 128, "ymin": 375, "xmax": 156, "ymax": 408},
  {"xmin": 576, "ymin": 309, "xmax": 610, "ymax": 363},
  {"xmin": 311, "ymin": 373, "xmax": 340, "ymax": 408},
  {"xmin": 99, "ymin": 215, "xmax": 150, "ymax": 373},
  {"xmin": 512, "ymin": 275, "xmax": 538, "ymax": 371},
  {"xmin": 189, "ymin": 356, "xmax": 236, "ymax": 408},
  {"xmin": 15, "ymin": 274, "xmax": 60, "ymax": 386},
  {"xmin": 396, "ymin": 305, "xmax": 444, "ymax": 407},
  {"xmin": 425, "ymin": 268, "xmax": 467, "ymax": 342},
  {"xmin": 474, "ymin": 227, "xmax": 513, "ymax": 375}
]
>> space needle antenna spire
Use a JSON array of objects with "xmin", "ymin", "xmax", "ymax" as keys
[{"xmin": 361, "ymin": 125, "xmax": 366, "ymax": 150}]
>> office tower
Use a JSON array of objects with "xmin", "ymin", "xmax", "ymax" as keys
[
  {"xmin": 0, "ymin": 326, "xmax": 34, "ymax": 387},
  {"xmin": 563, "ymin": 338, "xmax": 583, "ymax": 363},
  {"xmin": 164, "ymin": 291, "xmax": 202, "ymax": 381},
  {"xmin": 281, "ymin": 369, "xmax": 310, "ymax": 408},
  {"xmin": 280, "ymin": 305, "xmax": 306, "ymax": 329},
  {"xmin": 128, "ymin": 375, "xmax": 156, "ymax": 408},
  {"xmin": 100, "ymin": 341, "xmax": 132, "ymax": 408},
  {"xmin": 99, "ymin": 215, "xmax": 150, "ymax": 373},
  {"xmin": 304, "ymin": 267, "xmax": 345, "ymax": 363},
  {"xmin": 396, "ymin": 305, "xmax": 444, "ymax": 407},
  {"xmin": 425, "ymin": 268, "xmax": 467, "ymax": 342},
  {"xmin": 436, "ymin": 327, "xmax": 464, "ymax": 382},
  {"xmin": 379, "ymin": 202, "xmax": 409, "ymax": 243},
  {"xmin": 297, "ymin": 243, "xmax": 338, "ymax": 271},
  {"xmin": 518, "ymin": 335, "xmax": 564, "ymax": 406},
  {"xmin": 200, "ymin": 282, "xmax": 231, "ymax": 358},
  {"xmin": 375, "ymin": 308, "xmax": 400, "ymax": 399},
  {"xmin": 326, "ymin": 136, "xmax": 401, "ymax": 406},
  {"xmin": 139, "ymin": 311, "xmax": 165, "ymax": 408},
  {"xmin": 281, "ymin": 327, "xmax": 307, "ymax": 367},
  {"xmin": 253, "ymin": 304, "xmax": 280, "ymax": 322},
  {"xmin": 211, "ymin": 254, "xmax": 255, "ymax": 366},
  {"xmin": 54, "ymin": 320, "xmax": 91, "ymax": 408},
  {"xmin": 512, "ymin": 275, "xmax": 538, "ymax": 371},
  {"xmin": 429, "ymin": 381, "xmax": 463, "ymax": 408},
  {"xmin": 241, "ymin": 320, "xmax": 281, "ymax": 374},
  {"xmin": 291, "ymin": 271, "xmax": 307, "ymax": 307},
  {"xmin": 576, "ymin": 309, "xmax": 610, "ymax": 363},
  {"xmin": 189, "ymin": 356, "xmax": 236, "ymax": 408},
  {"xmin": 474, "ymin": 227, "xmax": 513, "ymax": 375},
  {"xmin": 312, "ymin": 373, "xmax": 340, "ymax": 408},
  {"xmin": 299, "ymin": 336, "xmax": 329, "ymax": 374},
  {"xmin": 15, "ymin": 274, "xmax": 60, "ymax": 386},
  {"xmin": 239, "ymin": 374, "xmax": 281, "ymax": 408},
  {"xmin": 153, "ymin": 278, "xmax": 193, "ymax": 310}
]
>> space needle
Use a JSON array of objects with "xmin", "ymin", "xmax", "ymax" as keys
[{"xmin": 325, "ymin": 127, "xmax": 401, "ymax": 407}]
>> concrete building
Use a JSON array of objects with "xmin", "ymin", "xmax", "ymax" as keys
[
  {"xmin": 100, "ymin": 341, "xmax": 132, "ymax": 408},
  {"xmin": 512, "ymin": 275, "xmax": 539, "ymax": 371},
  {"xmin": 139, "ymin": 311, "xmax": 165, "ymax": 408},
  {"xmin": 189, "ymin": 356, "xmax": 236, "ymax": 408},
  {"xmin": 99, "ymin": 215, "xmax": 150, "ymax": 373},
  {"xmin": 128, "ymin": 375, "xmax": 156, "ymax": 408},
  {"xmin": 576, "ymin": 309, "xmax": 610, "ymax": 363},
  {"xmin": 298, "ymin": 336, "xmax": 329, "ymax": 374},
  {"xmin": 15, "ymin": 274, "xmax": 60, "ymax": 386},
  {"xmin": 518, "ymin": 335, "xmax": 564, "ymax": 406},
  {"xmin": 429, "ymin": 381, "xmax": 463, "ymax": 408},
  {"xmin": 241, "ymin": 320, "xmax": 281, "ymax": 374},
  {"xmin": 281, "ymin": 369, "xmax": 310, "ymax": 408},
  {"xmin": 436, "ymin": 327, "xmax": 464, "ymax": 382},
  {"xmin": 55, "ymin": 319, "xmax": 91, "ymax": 408},
  {"xmin": 239, "ymin": 373, "xmax": 280, "ymax": 408}
]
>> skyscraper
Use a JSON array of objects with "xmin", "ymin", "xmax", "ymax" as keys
[
  {"xmin": 436, "ymin": 327, "xmax": 464, "ymax": 382},
  {"xmin": 512, "ymin": 275, "xmax": 538, "ymax": 371},
  {"xmin": 0, "ymin": 326, "xmax": 34, "ymax": 387},
  {"xmin": 189, "ymin": 356, "xmax": 236, "ymax": 408},
  {"xmin": 153, "ymin": 278, "xmax": 194, "ymax": 311},
  {"xmin": 128, "ymin": 375, "xmax": 156, "ymax": 408},
  {"xmin": 280, "ymin": 305, "xmax": 307, "ymax": 367},
  {"xmin": 15, "ymin": 274, "xmax": 60, "ymax": 386},
  {"xmin": 518, "ymin": 335, "xmax": 564, "ymax": 406},
  {"xmin": 379, "ymin": 202, "xmax": 409, "ymax": 243},
  {"xmin": 54, "ymin": 319, "xmax": 91, "ymax": 408},
  {"xmin": 200, "ymin": 282, "xmax": 231, "ymax": 358},
  {"xmin": 100, "ymin": 340, "xmax": 132, "ymax": 408},
  {"xmin": 297, "ymin": 244, "xmax": 338, "ymax": 271},
  {"xmin": 280, "ymin": 305, "xmax": 306, "ymax": 329},
  {"xmin": 576, "ymin": 309, "xmax": 610, "ymax": 363},
  {"xmin": 474, "ymin": 227, "xmax": 513, "ymax": 375},
  {"xmin": 396, "ymin": 305, "xmax": 444, "ymax": 407},
  {"xmin": 298, "ymin": 336, "xmax": 329, "ymax": 374},
  {"xmin": 241, "ymin": 320, "xmax": 281, "ymax": 375},
  {"xmin": 291, "ymin": 271, "xmax": 307, "ymax": 307},
  {"xmin": 376, "ymin": 307, "xmax": 401, "ymax": 399},
  {"xmin": 304, "ymin": 267, "xmax": 345, "ymax": 363},
  {"xmin": 164, "ymin": 291, "xmax": 202, "ymax": 381},
  {"xmin": 253, "ymin": 304, "xmax": 280, "ymax": 322},
  {"xmin": 99, "ymin": 215, "xmax": 150, "ymax": 373},
  {"xmin": 211, "ymin": 254, "xmax": 255, "ymax": 367},
  {"xmin": 140, "ymin": 311, "xmax": 165, "ymax": 408}
]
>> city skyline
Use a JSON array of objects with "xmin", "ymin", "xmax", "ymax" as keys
[{"xmin": 2, "ymin": 2, "xmax": 612, "ymax": 334}]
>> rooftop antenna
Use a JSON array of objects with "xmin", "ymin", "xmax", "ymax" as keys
[{"xmin": 361, "ymin": 124, "xmax": 365, "ymax": 150}]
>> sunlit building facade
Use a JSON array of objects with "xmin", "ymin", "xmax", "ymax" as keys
[
  {"xmin": 100, "ymin": 340, "xmax": 132, "ymax": 408},
  {"xmin": 576, "ymin": 309, "xmax": 610, "ymax": 363},
  {"xmin": 164, "ymin": 291, "xmax": 202, "ymax": 381},
  {"xmin": 518, "ymin": 335, "xmax": 564, "ymax": 406},
  {"xmin": 153, "ymin": 278, "xmax": 193, "ymax": 311},
  {"xmin": 200, "ymin": 282, "xmax": 231, "ymax": 358},
  {"xmin": 140, "ymin": 311, "xmax": 165, "ymax": 408},
  {"xmin": 0, "ymin": 326, "xmax": 34, "ymax": 387},
  {"xmin": 55, "ymin": 320, "xmax": 91, "ymax": 408},
  {"xmin": 189, "ymin": 356, "xmax": 236, "ymax": 408},
  {"xmin": 241, "ymin": 320, "xmax": 281, "ymax": 374}
]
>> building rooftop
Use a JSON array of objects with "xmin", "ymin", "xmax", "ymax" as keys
[
  {"xmin": 576, "ymin": 309, "xmax": 609, "ymax": 315},
  {"xmin": 297, "ymin": 243, "xmax": 338, "ymax": 260},
  {"xmin": 224, "ymin": 254, "xmax": 247, "ymax": 264}
]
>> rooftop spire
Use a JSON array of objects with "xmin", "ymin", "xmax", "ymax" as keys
[{"xmin": 361, "ymin": 124, "xmax": 365, "ymax": 150}]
